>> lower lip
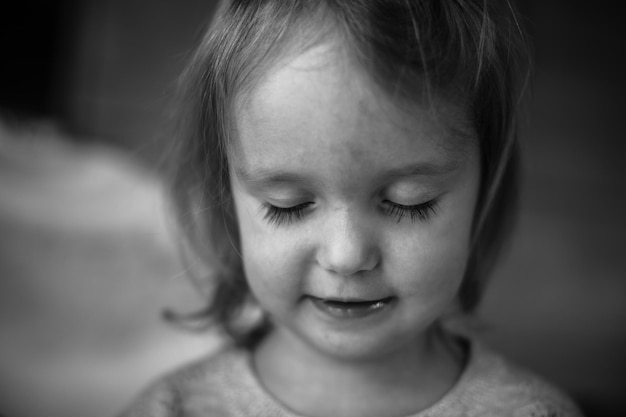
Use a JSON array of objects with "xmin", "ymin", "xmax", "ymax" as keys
[{"xmin": 309, "ymin": 297, "xmax": 395, "ymax": 320}]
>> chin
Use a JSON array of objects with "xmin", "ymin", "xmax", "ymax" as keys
[{"xmin": 302, "ymin": 325, "xmax": 427, "ymax": 363}]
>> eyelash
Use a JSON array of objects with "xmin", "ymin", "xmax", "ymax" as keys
[
  {"xmin": 263, "ymin": 203, "xmax": 312, "ymax": 226},
  {"xmin": 382, "ymin": 199, "xmax": 438, "ymax": 223},
  {"xmin": 262, "ymin": 199, "xmax": 438, "ymax": 226}
]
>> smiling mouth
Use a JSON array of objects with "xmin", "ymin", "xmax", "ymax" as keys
[{"xmin": 308, "ymin": 296, "xmax": 395, "ymax": 319}]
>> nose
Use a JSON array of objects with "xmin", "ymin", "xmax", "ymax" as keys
[{"xmin": 317, "ymin": 208, "xmax": 380, "ymax": 276}]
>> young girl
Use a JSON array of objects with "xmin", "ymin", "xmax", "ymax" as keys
[{"xmin": 123, "ymin": 1, "xmax": 583, "ymax": 416}]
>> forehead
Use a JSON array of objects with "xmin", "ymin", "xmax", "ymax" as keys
[{"xmin": 231, "ymin": 41, "xmax": 476, "ymax": 182}]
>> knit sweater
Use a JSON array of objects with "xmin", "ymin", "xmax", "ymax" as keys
[{"xmin": 120, "ymin": 340, "xmax": 583, "ymax": 417}]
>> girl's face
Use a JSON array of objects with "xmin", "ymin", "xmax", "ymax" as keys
[{"xmin": 230, "ymin": 42, "xmax": 480, "ymax": 361}]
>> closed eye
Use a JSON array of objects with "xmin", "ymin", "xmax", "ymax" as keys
[
  {"xmin": 262, "ymin": 199, "xmax": 439, "ymax": 226},
  {"xmin": 382, "ymin": 199, "xmax": 438, "ymax": 223},
  {"xmin": 263, "ymin": 202, "xmax": 313, "ymax": 225}
]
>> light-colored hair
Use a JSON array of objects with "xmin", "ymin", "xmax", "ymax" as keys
[{"xmin": 165, "ymin": 0, "xmax": 530, "ymax": 344}]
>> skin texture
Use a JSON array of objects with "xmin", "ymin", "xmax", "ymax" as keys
[{"xmin": 229, "ymin": 41, "xmax": 481, "ymax": 417}]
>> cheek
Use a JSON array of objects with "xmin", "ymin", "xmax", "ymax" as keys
[
  {"xmin": 424, "ymin": 155, "xmax": 479, "ymax": 292},
  {"xmin": 234, "ymin": 195, "xmax": 307, "ymax": 303},
  {"xmin": 395, "ymin": 231, "xmax": 468, "ymax": 304},
  {"xmin": 394, "ymin": 182, "xmax": 477, "ymax": 303},
  {"xmin": 389, "ymin": 231, "xmax": 469, "ymax": 329}
]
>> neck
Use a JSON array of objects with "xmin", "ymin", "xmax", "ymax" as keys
[{"xmin": 252, "ymin": 326, "xmax": 465, "ymax": 417}]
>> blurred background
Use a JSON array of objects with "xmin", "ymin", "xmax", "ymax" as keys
[{"xmin": 0, "ymin": 1, "xmax": 624, "ymax": 416}]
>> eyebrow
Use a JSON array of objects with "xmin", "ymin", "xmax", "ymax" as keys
[
  {"xmin": 234, "ymin": 158, "xmax": 461, "ymax": 189},
  {"xmin": 380, "ymin": 159, "xmax": 461, "ymax": 179},
  {"xmin": 234, "ymin": 167, "xmax": 314, "ymax": 189}
]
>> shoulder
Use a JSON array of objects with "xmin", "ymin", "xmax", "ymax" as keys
[
  {"xmin": 452, "ymin": 341, "xmax": 584, "ymax": 417},
  {"xmin": 118, "ymin": 345, "xmax": 249, "ymax": 417}
]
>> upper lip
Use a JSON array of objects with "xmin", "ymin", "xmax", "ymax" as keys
[{"xmin": 309, "ymin": 296, "xmax": 394, "ymax": 304}]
